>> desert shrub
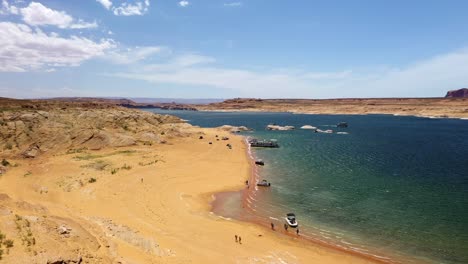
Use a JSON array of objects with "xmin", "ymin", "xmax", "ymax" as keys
[
  {"xmin": 81, "ymin": 160, "xmax": 110, "ymax": 171},
  {"xmin": 5, "ymin": 143, "xmax": 12, "ymax": 150},
  {"xmin": 3, "ymin": 239, "xmax": 13, "ymax": 248},
  {"xmin": 1, "ymin": 159, "xmax": 10, "ymax": 167},
  {"xmin": 88, "ymin": 178, "xmax": 97, "ymax": 183},
  {"xmin": 111, "ymin": 168, "xmax": 119, "ymax": 174},
  {"xmin": 121, "ymin": 164, "xmax": 132, "ymax": 170}
]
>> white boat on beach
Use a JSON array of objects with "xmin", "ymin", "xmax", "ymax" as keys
[{"xmin": 285, "ymin": 213, "xmax": 298, "ymax": 227}]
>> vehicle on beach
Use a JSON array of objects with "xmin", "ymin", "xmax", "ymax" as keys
[
  {"xmin": 285, "ymin": 213, "xmax": 298, "ymax": 227},
  {"xmin": 337, "ymin": 122, "xmax": 348, "ymax": 128},
  {"xmin": 255, "ymin": 159, "xmax": 265, "ymax": 165},
  {"xmin": 256, "ymin": 179, "xmax": 271, "ymax": 187}
]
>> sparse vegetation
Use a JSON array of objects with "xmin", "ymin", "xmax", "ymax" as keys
[
  {"xmin": 0, "ymin": 230, "xmax": 14, "ymax": 258},
  {"xmin": 88, "ymin": 178, "xmax": 97, "ymax": 183},
  {"xmin": 1, "ymin": 159, "xmax": 10, "ymax": 167},
  {"xmin": 80, "ymin": 160, "xmax": 110, "ymax": 171},
  {"xmin": 14, "ymin": 214, "xmax": 35, "ymax": 251},
  {"xmin": 5, "ymin": 143, "xmax": 12, "ymax": 150},
  {"xmin": 138, "ymin": 160, "xmax": 158, "ymax": 166},
  {"xmin": 66, "ymin": 148, "xmax": 87, "ymax": 154},
  {"xmin": 111, "ymin": 168, "xmax": 119, "ymax": 174},
  {"xmin": 121, "ymin": 164, "xmax": 132, "ymax": 170},
  {"xmin": 23, "ymin": 171, "xmax": 32, "ymax": 177},
  {"xmin": 74, "ymin": 150, "xmax": 137, "ymax": 161}
]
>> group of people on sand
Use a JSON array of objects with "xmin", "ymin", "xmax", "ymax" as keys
[
  {"xmin": 270, "ymin": 222, "xmax": 299, "ymax": 235},
  {"xmin": 234, "ymin": 235, "xmax": 242, "ymax": 244}
]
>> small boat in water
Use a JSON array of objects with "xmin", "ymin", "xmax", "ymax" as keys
[
  {"xmin": 256, "ymin": 179, "xmax": 271, "ymax": 187},
  {"xmin": 249, "ymin": 138, "xmax": 279, "ymax": 148},
  {"xmin": 337, "ymin": 122, "xmax": 348, "ymax": 128},
  {"xmin": 285, "ymin": 213, "xmax": 298, "ymax": 227},
  {"xmin": 255, "ymin": 159, "xmax": 265, "ymax": 165}
]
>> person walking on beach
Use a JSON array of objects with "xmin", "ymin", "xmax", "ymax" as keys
[
  {"xmin": 271, "ymin": 222, "xmax": 275, "ymax": 230},
  {"xmin": 284, "ymin": 223, "xmax": 288, "ymax": 231},
  {"xmin": 235, "ymin": 235, "xmax": 238, "ymax": 243},
  {"xmin": 296, "ymin": 228, "xmax": 299, "ymax": 235},
  {"xmin": 238, "ymin": 236, "xmax": 242, "ymax": 244}
]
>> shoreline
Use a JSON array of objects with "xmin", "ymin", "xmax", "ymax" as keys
[
  {"xmin": 0, "ymin": 124, "xmax": 404, "ymax": 263},
  {"xmin": 193, "ymin": 108, "xmax": 468, "ymax": 120},
  {"xmin": 211, "ymin": 135, "xmax": 421, "ymax": 264}
]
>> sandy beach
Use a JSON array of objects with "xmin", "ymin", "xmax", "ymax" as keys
[{"xmin": 0, "ymin": 124, "xmax": 382, "ymax": 263}]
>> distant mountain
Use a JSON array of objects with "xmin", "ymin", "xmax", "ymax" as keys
[
  {"xmin": 127, "ymin": 98, "xmax": 224, "ymax": 105},
  {"xmin": 445, "ymin": 88, "xmax": 468, "ymax": 98}
]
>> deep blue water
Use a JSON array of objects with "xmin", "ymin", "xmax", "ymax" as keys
[{"xmin": 145, "ymin": 109, "xmax": 468, "ymax": 264}]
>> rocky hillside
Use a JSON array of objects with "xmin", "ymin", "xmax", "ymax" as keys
[
  {"xmin": 196, "ymin": 97, "xmax": 468, "ymax": 119},
  {"xmin": 445, "ymin": 88, "xmax": 468, "ymax": 98},
  {"xmin": 0, "ymin": 98, "xmax": 189, "ymax": 159}
]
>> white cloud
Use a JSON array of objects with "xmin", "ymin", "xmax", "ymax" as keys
[
  {"xmin": 113, "ymin": 1, "xmax": 150, "ymax": 16},
  {"xmin": 1, "ymin": 0, "xmax": 19, "ymax": 14},
  {"xmin": 111, "ymin": 48, "xmax": 468, "ymax": 98},
  {"xmin": 178, "ymin": 1, "xmax": 189, "ymax": 7},
  {"xmin": 224, "ymin": 2, "xmax": 242, "ymax": 7},
  {"xmin": 19, "ymin": 2, "xmax": 97, "ymax": 29},
  {"xmin": 303, "ymin": 70, "xmax": 352, "ymax": 80},
  {"xmin": 96, "ymin": 0, "xmax": 112, "ymax": 10},
  {"xmin": 105, "ymin": 46, "xmax": 169, "ymax": 64},
  {"xmin": 0, "ymin": 22, "xmax": 114, "ymax": 72}
]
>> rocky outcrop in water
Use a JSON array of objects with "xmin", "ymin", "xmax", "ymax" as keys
[{"xmin": 217, "ymin": 125, "xmax": 251, "ymax": 133}]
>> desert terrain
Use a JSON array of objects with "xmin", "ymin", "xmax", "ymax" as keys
[
  {"xmin": 0, "ymin": 99, "xmax": 378, "ymax": 263},
  {"xmin": 195, "ymin": 98, "xmax": 468, "ymax": 119}
]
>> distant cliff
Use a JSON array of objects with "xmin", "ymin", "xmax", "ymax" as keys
[{"xmin": 445, "ymin": 88, "xmax": 468, "ymax": 98}]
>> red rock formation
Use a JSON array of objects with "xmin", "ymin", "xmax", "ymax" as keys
[{"xmin": 445, "ymin": 88, "xmax": 468, "ymax": 98}]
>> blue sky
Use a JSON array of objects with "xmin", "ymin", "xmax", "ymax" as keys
[{"xmin": 0, "ymin": 0, "xmax": 467, "ymax": 99}]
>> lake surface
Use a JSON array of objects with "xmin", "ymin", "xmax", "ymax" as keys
[{"xmin": 145, "ymin": 109, "xmax": 468, "ymax": 264}]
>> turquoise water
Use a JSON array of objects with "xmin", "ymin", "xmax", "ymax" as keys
[{"xmin": 146, "ymin": 109, "xmax": 468, "ymax": 264}]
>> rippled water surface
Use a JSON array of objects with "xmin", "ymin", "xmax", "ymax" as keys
[{"xmin": 145, "ymin": 109, "xmax": 468, "ymax": 264}]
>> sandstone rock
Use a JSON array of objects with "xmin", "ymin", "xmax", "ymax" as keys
[
  {"xmin": 22, "ymin": 145, "xmax": 41, "ymax": 158},
  {"xmin": 445, "ymin": 88, "xmax": 468, "ymax": 98},
  {"xmin": 217, "ymin": 125, "xmax": 251, "ymax": 132},
  {"xmin": 0, "ymin": 165, "xmax": 6, "ymax": 175}
]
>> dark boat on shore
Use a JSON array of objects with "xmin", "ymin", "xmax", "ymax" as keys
[
  {"xmin": 255, "ymin": 159, "xmax": 265, "ymax": 165},
  {"xmin": 249, "ymin": 138, "xmax": 279, "ymax": 148},
  {"xmin": 256, "ymin": 179, "xmax": 271, "ymax": 187}
]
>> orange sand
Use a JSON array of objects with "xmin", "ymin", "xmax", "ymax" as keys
[{"xmin": 0, "ymin": 127, "xmax": 380, "ymax": 263}]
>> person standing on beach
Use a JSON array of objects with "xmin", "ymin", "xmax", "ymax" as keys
[
  {"xmin": 296, "ymin": 229, "xmax": 299, "ymax": 235},
  {"xmin": 235, "ymin": 235, "xmax": 238, "ymax": 243},
  {"xmin": 284, "ymin": 223, "xmax": 288, "ymax": 231},
  {"xmin": 271, "ymin": 222, "xmax": 275, "ymax": 230},
  {"xmin": 238, "ymin": 236, "xmax": 242, "ymax": 244}
]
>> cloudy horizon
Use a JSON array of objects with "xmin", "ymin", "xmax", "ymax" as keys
[{"xmin": 1, "ymin": 0, "xmax": 467, "ymax": 99}]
